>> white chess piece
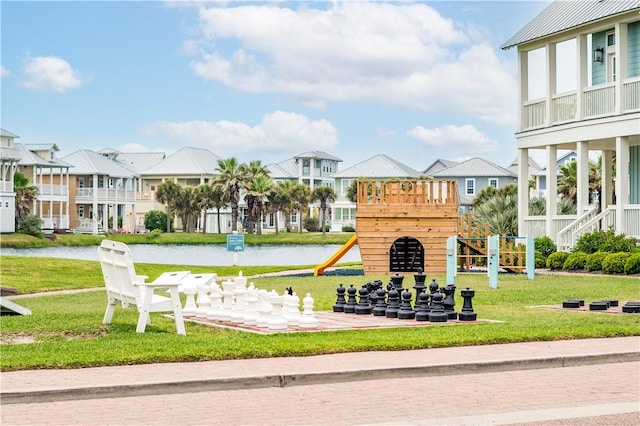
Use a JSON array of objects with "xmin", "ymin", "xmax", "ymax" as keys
[
  {"xmin": 267, "ymin": 290, "xmax": 288, "ymax": 330},
  {"xmin": 182, "ymin": 284, "xmax": 198, "ymax": 317},
  {"xmin": 195, "ymin": 282, "xmax": 211, "ymax": 318},
  {"xmin": 299, "ymin": 293, "xmax": 319, "ymax": 329},
  {"xmin": 243, "ymin": 283, "xmax": 260, "ymax": 326},
  {"xmin": 206, "ymin": 283, "xmax": 223, "ymax": 321},
  {"xmin": 256, "ymin": 289, "xmax": 273, "ymax": 328},
  {"xmin": 219, "ymin": 279, "xmax": 235, "ymax": 322},
  {"xmin": 284, "ymin": 291, "xmax": 301, "ymax": 327}
]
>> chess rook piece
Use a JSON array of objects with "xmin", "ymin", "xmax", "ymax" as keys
[
  {"xmin": 458, "ymin": 287, "xmax": 477, "ymax": 321},
  {"xmin": 397, "ymin": 288, "xmax": 416, "ymax": 320},
  {"xmin": 333, "ymin": 284, "xmax": 347, "ymax": 312},
  {"xmin": 355, "ymin": 285, "xmax": 373, "ymax": 315},
  {"xmin": 343, "ymin": 284, "xmax": 358, "ymax": 314},
  {"xmin": 428, "ymin": 291, "xmax": 448, "ymax": 322}
]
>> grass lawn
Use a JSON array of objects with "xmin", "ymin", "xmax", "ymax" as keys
[{"xmin": 1, "ymin": 256, "xmax": 639, "ymax": 371}]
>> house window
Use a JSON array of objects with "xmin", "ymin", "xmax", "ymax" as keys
[
  {"xmin": 488, "ymin": 178, "xmax": 498, "ymax": 188},
  {"xmin": 341, "ymin": 179, "xmax": 352, "ymax": 196},
  {"xmin": 78, "ymin": 205, "xmax": 85, "ymax": 218},
  {"xmin": 465, "ymin": 179, "xmax": 475, "ymax": 195},
  {"xmin": 78, "ymin": 177, "xmax": 84, "ymax": 189}
]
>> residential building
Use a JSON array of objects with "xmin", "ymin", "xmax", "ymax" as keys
[
  {"xmin": 531, "ymin": 151, "xmax": 577, "ymax": 199},
  {"xmin": 423, "ymin": 158, "xmax": 458, "ymax": 176},
  {"xmin": 502, "ymin": 1, "xmax": 640, "ymax": 249},
  {"xmin": 330, "ymin": 154, "xmax": 421, "ymax": 231},
  {"xmin": 429, "ymin": 157, "xmax": 518, "ymax": 212},
  {"xmin": 0, "ymin": 129, "xmax": 21, "ymax": 233}
]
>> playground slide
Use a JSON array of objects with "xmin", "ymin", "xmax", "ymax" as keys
[{"xmin": 314, "ymin": 234, "xmax": 359, "ymax": 276}]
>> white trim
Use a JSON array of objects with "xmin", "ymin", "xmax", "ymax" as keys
[
  {"xmin": 465, "ymin": 178, "xmax": 475, "ymax": 195},
  {"xmin": 488, "ymin": 178, "xmax": 499, "ymax": 188}
]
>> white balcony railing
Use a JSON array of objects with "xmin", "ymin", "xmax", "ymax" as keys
[
  {"xmin": 75, "ymin": 188, "xmax": 136, "ymax": 203},
  {"xmin": 552, "ymin": 92, "xmax": 577, "ymax": 123},
  {"xmin": 36, "ymin": 184, "xmax": 68, "ymax": 197},
  {"xmin": 624, "ymin": 205, "xmax": 640, "ymax": 238},
  {"xmin": 522, "ymin": 98, "xmax": 546, "ymax": 130},
  {"xmin": 0, "ymin": 180, "xmax": 14, "ymax": 193},
  {"xmin": 583, "ymin": 82, "xmax": 616, "ymax": 118},
  {"xmin": 624, "ymin": 77, "xmax": 640, "ymax": 112}
]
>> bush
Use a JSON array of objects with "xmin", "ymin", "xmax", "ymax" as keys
[
  {"xmin": 303, "ymin": 217, "xmax": 319, "ymax": 232},
  {"xmin": 16, "ymin": 215, "xmax": 44, "ymax": 238},
  {"xmin": 585, "ymin": 252, "xmax": 608, "ymax": 272},
  {"xmin": 624, "ymin": 253, "xmax": 640, "ymax": 275},
  {"xmin": 574, "ymin": 230, "xmax": 636, "ymax": 254},
  {"xmin": 146, "ymin": 229, "xmax": 163, "ymax": 239},
  {"xmin": 535, "ymin": 251, "xmax": 547, "ymax": 268},
  {"xmin": 535, "ymin": 236, "xmax": 557, "ymax": 257},
  {"xmin": 602, "ymin": 252, "xmax": 632, "ymax": 274},
  {"xmin": 144, "ymin": 210, "xmax": 169, "ymax": 232},
  {"xmin": 341, "ymin": 225, "xmax": 356, "ymax": 232},
  {"xmin": 563, "ymin": 252, "xmax": 588, "ymax": 271},
  {"xmin": 546, "ymin": 252, "xmax": 569, "ymax": 270}
]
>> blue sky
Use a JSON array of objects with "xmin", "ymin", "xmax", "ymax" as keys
[{"xmin": 1, "ymin": 1, "xmax": 551, "ymax": 171}]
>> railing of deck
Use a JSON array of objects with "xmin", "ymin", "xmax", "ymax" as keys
[
  {"xmin": 624, "ymin": 205, "xmax": 640, "ymax": 238},
  {"xmin": 556, "ymin": 206, "xmax": 598, "ymax": 251},
  {"xmin": 583, "ymin": 82, "xmax": 615, "ymax": 118},
  {"xmin": 522, "ymin": 98, "xmax": 546, "ymax": 130},
  {"xmin": 36, "ymin": 184, "xmax": 68, "ymax": 197},
  {"xmin": 356, "ymin": 179, "xmax": 457, "ymax": 205},
  {"xmin": 552, "ymin": 92, "xmax": 577, "ymax": 123},
  {"xmin": 624, "ymin": 77, "xmax": 640, "ymax": 112}
]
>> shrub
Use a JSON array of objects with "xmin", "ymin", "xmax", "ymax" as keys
[
  {"xmin": 16, "ymin": 215, "xmax": 44, "ymax": 238},
  {"xmin": 624, "ymin": 253, "xmax": 640, "ymax": 275},
  {"xmin": 574, "ymin": 229, "xmax": 635, "ymax": 254},
  {"xmin": 303, "ymin": 217, "xmax": 319, "ymax": 232},
  {"xmin": 585, "ymin": 252, "xmax": 608, "ymax": 272},
  {"xmin": 144, "ymin": 210, "xmax": 169, "ymax": 232},
  {"xmin": 602, "ymin": 252, "xmax": 632, "ymax": 274},
  {"xmin": 535, "ymin": 236, "xmax": 557, "ymax": 257},
  {"xmin": 341, "ymin": 225, "xmax": 355, "ymax": 232},
  {"xmin": 563, "ymin": 252, "xmax": 588, "ymax": 271},
  {"xmin": 534, "ymin": 251, "xmax": 547, "ymax": 269},
  {"xmin": 146, "ymin": 229, "xmax": 163, "ymax": 240},
  {"xmin": 546, "ymin": 252, "xmax": 569, "ymax": 270}
]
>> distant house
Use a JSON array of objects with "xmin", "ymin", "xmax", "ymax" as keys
[
  {"xmin": 422, "ymin": 158, "xmax": 458, "ymax": 176},
  {"xmin": 0, "ymin": 129, "xmax": 21, "ymax": 233},
  {"xmin": 502, "ymin": 1, "xmax": 640, "ymax": 248},
  {"xmin": 430, "ymin": 157, "xmax": 518, "ymax": 212},
  {"xmin": 531, "ymin": 151, "xmax": 577, "ymax": 199},
  {"xmin": 331, "ymin": 154, "xmax": 421, "ymax": 231}
]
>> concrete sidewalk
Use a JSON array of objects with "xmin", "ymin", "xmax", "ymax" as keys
[{"xmin": 2, "ymin": 336, "xmax": 638, "ymax": 405}]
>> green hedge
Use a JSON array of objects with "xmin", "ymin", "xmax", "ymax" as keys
[
  {"xmin": 602, "ymin": 252, "xmax": 632, "ymax": 274},
  {"xmin": 563, "ymin": 252, "xmax": 588, "ymax": 271},
  {"xmin": 546, "ymin": 252, "xmax": 569, "ymax": 270},
  {"xmin": 624, "ymin": 253, "xmax": 640, "ymax": 275},
  {"xmin": 585, "ymin": 252, "xmax": 608, "ymax": 272}
]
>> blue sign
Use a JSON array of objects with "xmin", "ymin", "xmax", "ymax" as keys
[{"xmin": 226, "ymin": 234, "xmax": 245, "ymax": 252}]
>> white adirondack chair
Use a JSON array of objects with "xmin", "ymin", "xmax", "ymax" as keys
[{"xmin": 98, "ymin": 239, "xmax": 190, "ymax": 335}]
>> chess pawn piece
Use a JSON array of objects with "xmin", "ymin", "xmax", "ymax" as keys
[
  {"xmin": 355, "ymin": 285, "xmax": 373, "ymax": 315},
  {"xmin": 414, "ymin": 290, "xmax": 431, "ymax": 321},
  {"xmin": 442, "ymin": 284, "xmax": 457, "ymax": 320},
  {"xmin": 333, "ymin": 284, "xmax": 347, "ymax": 312},
  {"xmin": 219, "ymin": 279, "xmax": 236, "ymax": 322},
  {"xmin": 284, "ymin": 291, "xmax": 301, "ymax": 327},
  {"xmin": 343, "ymin": 284, "xmax": 358, "ymax": 314},
  {"xmin": 385, "ymin": 285, "xmax": 401, "ymax": 318},
  {"xmin": 413, "ymin": 268, "xmax": 427, "ymax": 306},
  {"xmin": 299, "ymin": 293, "xmax": 319, "ymax": 329},
  {"xmin": 234, "ymin": 270, "xmax": 248, "ymax": 290},
  {"xmin": 458, "ymin": 287, "xmax": 477, "ymax": 321},
  {"xmin": 372, "ymin": 287, "xmax": 388, "ymax": 316},
  {"xmin": 182, "ymin": 283, "xmax": 198, "ymax": 317},
  {"xmin": 268, "ymin": 290, "xmax": 288, "ymax": 330},
  {"xmin": 397, "ymin": 288, "xmax": 416, "ymax": 320},
  {"xmin": 429, "ymin": 291, "xmax": 448, "ymax": 322},
  {"xmin": 195, "ymin": 282, "xmax": 212, "ymax": 318},
  {"xmin": 243, "ymin": 283, "xmax": 260, "ymax": 326},
  {"xmin": 256, "ymin": 289, "xmax": 273, "ymax": 328},
  {"xmin": 206, "ymin": 283, "xmax": 223, "ymax": 321},
  {"xmin": 230, "ymin": 283, "xmax": 247, "ymax": 324}
]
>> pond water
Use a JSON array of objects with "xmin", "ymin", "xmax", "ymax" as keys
[{"xmin": 1, "ymin": 244, "xmax": 362, "ymax": 267}]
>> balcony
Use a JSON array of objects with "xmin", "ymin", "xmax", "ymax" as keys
[
  {"xmin": 0, "ymin": 180, "xmax": 14, "ymax": 193},
  {"xmin": 75, "ymin": 188, "xmax": 136, "ymax": 203},
  {"xmin": 521, "ymin": 77, "xmax": 640, "ymax": 131}
]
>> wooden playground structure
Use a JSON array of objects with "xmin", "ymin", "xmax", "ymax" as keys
[{"xmin": 353, "ymin": 179, "xmax": 526, "ymax": 276}]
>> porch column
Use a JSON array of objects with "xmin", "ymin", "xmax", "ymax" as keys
[
  {"xmin": 615, "ymin": 137, "xmax": 630, "ymax": 235},
  {"xmin": 517, "ymin": 148, "xmax": 529, "ymax": 237},
  {"xmin": 576, "ymin": 141, "xmax": 589, "ymax": 214},
  {"xmin": 92, "ymin": 173, "xmax": 99, "ymax": 235},
  {"xmin": 546, "ymin": 145, "xmax": 558, "ymax": 238},
  {"xmin": 601, "ymin": 150, "xmax": 613, "ymax": 209},
  {"xmin": 545, "ymin": 42, "xmax": 557, "ymax": 127}
]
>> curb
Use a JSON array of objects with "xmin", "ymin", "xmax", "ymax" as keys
[{"xmin": 3, "ymin": 351, "xmax": 638, "ymax": 405}]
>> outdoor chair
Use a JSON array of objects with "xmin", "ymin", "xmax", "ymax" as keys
[{"xmin": 98, "ymin": 239, "xmax": 190, "ymax": 335}]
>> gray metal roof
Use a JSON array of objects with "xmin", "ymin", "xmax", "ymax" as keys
[
  {"xmin": 15, "ymin": 144, "xmax": 71, "ymax": 168},
  {"xmin": 115, "ymin": 152, "xmax": 166, "ymax": 173},
  {"xmin": 62, "ymin": 150, "xmax": 138, "ymax": 178},
  {"xmin": 502, "ymin": 0, "xmax": 640, "ymax": 50},
  {"xmin": 422, "ymin": 158, "xmax": 458, "ymax": 176},
  {"xmin": 23, "ymin": 143, "xmax": 60, "ymax": 152},
  {"xmin": 0, "ymin": 128, "xmax": 19, "ymax": 139},
  {"xmin": 333, "ymin": 154, "xmax": 421, "ymax": 178},
  {"xmin": 294, "ymin": 151, "xmax": 342, "ymax": 162},
  {"xmin": 431, "ymin": 157, "xmax": 517, "ymax": 178},
  {"xmin": 142, "ymin": 147, "xmax": 220, "ymax": 176},
  {"xmin": 266, "ymin": 161, "xmax": 297, "ymax": 179}
]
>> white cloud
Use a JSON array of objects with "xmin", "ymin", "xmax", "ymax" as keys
[
  {"xmin": 137, "ymin": 111, "xmax": 338, "ymax": 158},
  {"xmin": 0, "ymin": 66, "xmax": 10, "ymax": 78},
  {"xmin": 20, "ymin": 56, "xmax": 88, "ymax": 93},
  {"xmin": 407, "ymin": 124, "xmax": 499, "ymax": 153},
  {"xmin": 186, "ymin": 1, "xmax": 517, "ymax": 127}
]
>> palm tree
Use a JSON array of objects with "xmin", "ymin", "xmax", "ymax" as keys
[
  {"xmin": 214, "ymin": 157, "xmax": 247, "ymax": 233},
  {"xmin": 156, "ymin": 180, "xmax": 182, "ymax": 233},
  {"xmin": 290, "ymin": 183, "xmax": 311, "ymax": 233},
  {"xmin": 197, "ymin": 183, "xmax": 226, "ymax": 233},
  {"xmin": 274, "ymin": 181, "xmax": 296, "ymax": 232},
  {"xmin": 346, "ymin": 179, "xmax": 359, "ymax": 203},
  {"xmin": 242, "ymin": 160, "xmax": 270, "ymax": 234},
  {"xmin": 473, "ymin": 194, "xmax": 518, "ymax": 236},
  {"xmin": 558, "ymin": 161, "xmax": 578, "ymax": 203},
  {"xmin": 14, "ymin": 171, "xmax": 39, "ymax": 221},
  {"xmin": 174, "ymin": 185, "xmax": 202, "ymax": 232},
  {"xmin": 245, "ymin": 174, "xmax": 274, "ymax": 235},
  {"xmin": 311, "ymin": 185, "xmax": 336, "ymax": 235}
]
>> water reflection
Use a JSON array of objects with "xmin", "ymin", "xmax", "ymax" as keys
[{"xmin": 1, "ymin": 244, "xmax": 362, "ymax": 266}]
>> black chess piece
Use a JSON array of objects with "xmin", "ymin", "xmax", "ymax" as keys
[
  {"xmin": 390, "ymin": 273, "xmax": 404, "ymax": 296},
  {"xmin": 428, "ymin": 291, "xmax": 448, "ymax": 322},
  {"xmin": 372, "ymin": 287, "xmax": 388, "ymax": 316},
  {"xmin": 397, "ymin": 288, "xmax": 416, "ymax": 320},
  {"xmin": 413, "ymin": 268, "xmax": 427, "ymax": 306},
  {"xmin": 429, "ymin": 279, "xmax": 439, "ymax": 295},
  {"xmin": 343, "ymin": 284, "xmax": 358, "ymax": 314},
  {"xmin": 285, "ymin": 286, "xmax": 294, "ymax": 295},
  {"xmin": 414, "ymin": 291, "xmax": 431, "ymax": 321},
  {"xmin": 385, "ymin": 285, "xmax": 401, "ymax": 318},
  {"xmin": 355, "ymin": 285, "xmax": 373, "ymax": 315},
  {"xmin": 442, "ymin": 284, "xmax": 457, "ymax": 320},
  {"xmin": 333, "ymin": 284, "xmax": 347, "ymax": 312},
  {"xmin": 458, "ymin": 287, "xmax": 477, "ymax": 321}
]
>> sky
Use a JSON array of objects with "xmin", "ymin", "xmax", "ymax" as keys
[{"xmin": 1, "ymin": 0, "xmax": 553, "ymax": 172}]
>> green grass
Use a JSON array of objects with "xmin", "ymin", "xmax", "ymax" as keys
[
  {"xmin": 1, "ymin": 256, "xmax": 639, "ymax": 371},
  {"xmin": 0, "ymin": 231, "xmax": 354, "ymax": 248}
]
